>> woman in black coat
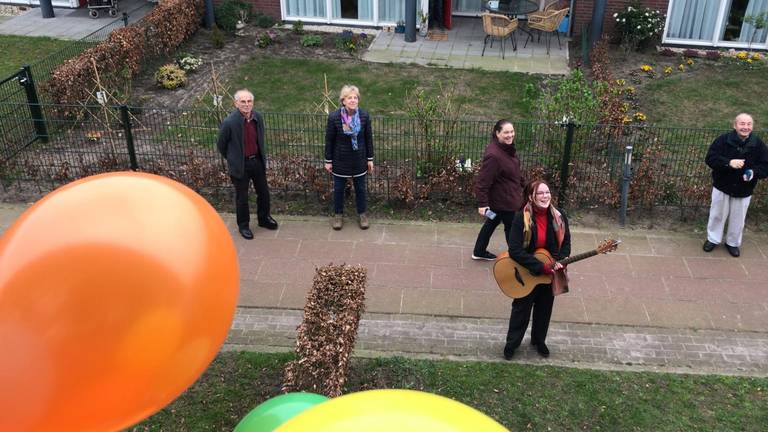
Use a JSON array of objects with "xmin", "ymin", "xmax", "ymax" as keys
[
  {"xmin": 324, "ymin": 85, "xmax": 374, "ymax": 230},
  {"xmin": 503, "ymin": 180, "xmax": 570, "ymax": 360}
]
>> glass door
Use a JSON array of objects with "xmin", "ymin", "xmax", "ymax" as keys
[
  {"xmin": 721, "ymin": 0, "xmax": 768, "ymax": 45},
  {"xmin": 333, "ymin": 0, "xmax": 374, "ymax": 21}
]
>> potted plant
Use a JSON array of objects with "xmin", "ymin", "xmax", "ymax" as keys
[
  {"xmin": 394, "ymin": 20, "xmax": 405, "ymax": 34},
  {"xmin": 418, "ymin": 10, "xmax": 429, "ymax": 37}
]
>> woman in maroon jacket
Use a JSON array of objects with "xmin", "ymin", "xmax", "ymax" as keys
[{"xmin": 472, "ymin": 119, "xmax": 525, "ymax": 260}]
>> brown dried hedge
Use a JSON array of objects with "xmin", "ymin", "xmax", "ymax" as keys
[
  {"xmin": 283, "ymin": 264, "xmax": 367, "ymax": 397},
  {"xmin": 46, "ymin": 0, "xmax": 203, "ymax": 110}
]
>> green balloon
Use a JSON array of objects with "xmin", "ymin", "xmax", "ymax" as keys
[{"xmin": 234, "ymin": 392, "xmax": 329, "ymax": 432}]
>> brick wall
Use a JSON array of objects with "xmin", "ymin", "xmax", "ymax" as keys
[
  {"xmin": 212, "ymin": 0, "xmax": 281, "ymax": 20},
  {"xmin": 571, "ymin": 0, "xmax": 670, "ymax": 37}
]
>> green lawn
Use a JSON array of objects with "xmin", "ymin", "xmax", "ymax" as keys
[
  {"xmin": 0, "ymin": 35, "xmax": 71, "ymax": 78},
  {"xmin": 132, "ymin": 352, "xmax": 768, "ymax": 431},
  {"xmin": 228, "ymin": 57, "xmax": 540, "ymax": 120},
  {"xmin": 638, "ymin": 63, "xmax": 768, "ymax": 128}
]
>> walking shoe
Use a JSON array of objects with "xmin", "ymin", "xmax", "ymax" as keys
[
  {"xmin": 238, "ymin": 227, "xmax": 254, "ymax": 240},
  {"xmin": 331, "ymin": 215, "xmax": 343, "ymax": 230},
  {"xmin": 257, "ymin": 216, "xmax": 278, "ymax": 230},
  {"xmin": 471, "ymin": 251, "xmax": 497, "ymax": 261},
  {"xmin": 503, "ymin": 345, "xmax": 515, "ymax": 361},
  {"xmin": 535, "ymin": 342, "xmax": 550, "ymax": 358},
  {"xmin": 702, "ymin": 240, "xmax": 716, "ymax": 252},
  {"xmin": 358, "ymin": 213, "xmax": 369, "ymax": 230},
  {"xmin": 725, "ymin": 244, "xmax": 740, "ymax": 257}
]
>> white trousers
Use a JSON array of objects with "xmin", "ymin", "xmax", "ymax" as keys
[{"xmin": 706, "ymin": 187, "xmax": 751, "ymax": 247}]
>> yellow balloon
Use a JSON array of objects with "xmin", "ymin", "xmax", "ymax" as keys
[{"xmin": 275, "ymin": 389, "xmax": 509, "ymax": 432}]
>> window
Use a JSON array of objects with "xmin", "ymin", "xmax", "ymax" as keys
[{"xmin": 664, "ymin": 0, "xmax": 768, "ymax": 48}]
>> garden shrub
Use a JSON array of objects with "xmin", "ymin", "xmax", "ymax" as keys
[
  {"xmin": 155, "ymin": 64, "xmax": 187, "ymax": 89},
  {"xmin": 334, "ymin": 30, "xmax": 368, "ymax": 54},
  {"xmin": 301, "ymin": 34, "xmax": 322, "ymax": 47},
  {"xmin": 253, "ymin": 12, "xmax": 276, "ymax": 28},
  {"xmin": 292, "ymin": 19, "xmax": 304, "ymax": 34},
  {"xmin": 46, "ymin": 0, "xmax": 202, "ymax": 111},
  {"xmin": 256, "ymin": 30, "xmax": 278, "ymax": 48},
  {"xmin": 176, "ymin": 54, "xmax": 203, "ymax": 72},
  {"xmin": 211, "ymin": 25, "xmax": 225, "ymax": 48},
  {"xmin": 705, "ymin": 50, "xmax": 721, "ymax": 60},
  {"xmin": 283, "ymin": 264, "xmax": 366, "ymax": 397},
  {"xmin": 215, "ymin": 0, "xmax": 251, "ymax": 33},
  {"xmin": 612, "ymin": 1, "xmax": 664, "ymax": 51}
]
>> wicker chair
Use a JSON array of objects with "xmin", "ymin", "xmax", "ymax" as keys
[
  {"xmin": 527, "ymin": 0, "xmax": 561, "ymax": 21},
  {"xmin": 481, "ymin": 13, "xmax": 519, "ymax": 59},
  {"xmin": 525, "ymin": 7, "xmax": 569, "ymax": 54}
]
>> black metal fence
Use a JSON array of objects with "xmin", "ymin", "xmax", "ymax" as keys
[{"xmin": 2, "ymin": 102, "xmax": 766, "ymax": 220}]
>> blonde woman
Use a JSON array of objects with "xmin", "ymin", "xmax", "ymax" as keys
[{"xmin": 324, "ymin": 85, "xmax": 374, "ymax": 230}]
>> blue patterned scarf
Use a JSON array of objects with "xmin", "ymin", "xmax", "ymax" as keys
[{"xmin": 341, "ymin": 108, "xmax": 361, "ymax": 150}]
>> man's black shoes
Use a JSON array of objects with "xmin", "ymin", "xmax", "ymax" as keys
[
  {"xmin": 535, "ymin": 342, "xmax": 550, "ymax": 358},
  {"xmin": 726, "ymin": 244, "xmax": 740, "ymax": 257},
  {"xmin": 258, "ymin": 216, "xmax": 279, "ymax": 230},
  {"xmin": 503, "ymin": 346, "xmax": 515, "ymax": 361},
  {"xmin": 239, "ymin": 227, "xmax": 254, "ymax": 240},
  {"xmin": 702, "ymin": 240, "xmax": 716, "ymax": 252}
]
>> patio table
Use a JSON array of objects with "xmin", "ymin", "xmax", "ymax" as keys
[{"xmin": 483, "ymin": 0, "xmax": 539, "ymax": 41}]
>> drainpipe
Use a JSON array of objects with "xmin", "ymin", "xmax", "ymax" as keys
[
  {"xmin": 589, "ymin": 0, "xmax": 607, "ymax": 47},
  {"xmin": 39, "ymin": 0, "xmax": 55, "ymax": 18},
  {"xmin": 405, "ymin": 0, "xmax": 417, "ymax": 42}
]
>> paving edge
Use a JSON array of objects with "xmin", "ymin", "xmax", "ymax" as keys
[{"xmin": 225, "ymin": 307, "xmax": 768, "ymax": 377}]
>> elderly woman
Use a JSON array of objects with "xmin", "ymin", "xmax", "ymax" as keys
[
  {"xmin": 324, "ymin": 85, "xmax": 374, "ymax": 230},
  {"xmin": 503, "ymin": 180, "xmax": 570, "ymax": 360},
  {"xmin": 472, "ymin": 119, "xmax": 525, "ymax": 260}
]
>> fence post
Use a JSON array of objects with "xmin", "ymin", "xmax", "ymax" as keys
[
  {"xmin": 619, "ymin": 145, "xmax": 634, "ymax": 227},
  {"xmin": 122, "ymin": 12, "xmax": 129, "ymax": 27},
  {"xmin": 119, "ymin": 105, "xmax": 139, "ymax": 170},
  {"xmin": 20, "ymin": 65, "xmax": 49, "ymax": 144},
  {"xmin": 558, "ymin": 120, "xmax": 576, "ymax": 206}
]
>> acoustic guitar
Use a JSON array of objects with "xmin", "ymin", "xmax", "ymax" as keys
[{"xmin": 493, "ymin": 239, "xmax": 620, "ymax": 299}]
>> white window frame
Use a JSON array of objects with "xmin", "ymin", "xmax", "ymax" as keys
[
  {"xmin": 662, "ymin": 0, "xmax": 768, "ymax": 50},
  {"xmin": 280, "ymin": 0, "xmax": 428, "ymax": 27}
]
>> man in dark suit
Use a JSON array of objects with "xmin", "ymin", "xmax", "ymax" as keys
[{"xmin": 217, "ymin": 89, "xmax": 278, "ymax": 239}]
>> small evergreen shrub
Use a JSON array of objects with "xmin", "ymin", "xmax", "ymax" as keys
[
  {"xmin": 292, "ymin": 20, "xmax": 304, "ymax": 34},
  {"xmin": 215, "ymin": 0, "xmax": 251, "ymax": 33},
  {"xmin": 211, "ymin": 25, "xmax": 225, "ymax": 48},
  {"xmin": 301, "ymin": 34, "xmax": 322, "ymax": 47},
  {"xmin": 155, "ymin": 64, "xmax": 187, "ymax": 89}
]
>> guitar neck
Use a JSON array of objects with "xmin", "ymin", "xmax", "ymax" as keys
[{"xmin": 559, "ymin": 249, "xmax": 600, "ymax": 266}]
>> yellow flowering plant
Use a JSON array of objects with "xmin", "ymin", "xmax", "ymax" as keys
[
  {"xmin": 640, "ymin": 64, "xmax": 653, "ymax": 72},
  {"xmin": 678, "ymin": 64, "xmax": 685, "ymax": 71},
  {"xmin": 634, "ymin": 112, "xmax": 647, "ymax": 122},
  {"xmin": 664, "ymin": 66, "xmax": 672, "ymax": 75}
]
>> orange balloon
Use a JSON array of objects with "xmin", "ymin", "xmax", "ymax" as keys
[{"xmin": 0, "ymin": 172, "xmax": 239, "ymax": 432}]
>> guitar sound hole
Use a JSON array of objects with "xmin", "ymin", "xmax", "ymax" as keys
[{"xmin": 514, "ymin": 268, "xmax": 524, "ymax": 286}]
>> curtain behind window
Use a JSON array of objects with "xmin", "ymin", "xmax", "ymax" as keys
[
  {"xmin": 665, "ymin": 0, "xmax": 719, "ymax": 41},
  {"xmin": 286, "ymin": 0, "xmax": 326, "ymax": 18},
  {"xmin": 739, "ymin": 0, "xmax": 768, "ymax": 43},
  {"xmin": 379, "ymin": 0, "xmax": 423, "ymax": 23}
]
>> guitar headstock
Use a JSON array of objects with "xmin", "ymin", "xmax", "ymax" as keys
[{"xmin": 596, "ymin": 239, "xmax": 621, "ymax": 254}]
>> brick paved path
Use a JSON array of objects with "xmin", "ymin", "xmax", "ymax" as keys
[{"xmin": 3, "ymin": 203, "xmax": 767, "ymax": 376}]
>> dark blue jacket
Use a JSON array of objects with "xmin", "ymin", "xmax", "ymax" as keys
[
  {"xmin": 705, "ymin": 131, "xmax": 768, "ymax": 198},
  {"xmin": 324, "ymin": 108, "xmax": 373, "ymax": 177}
]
